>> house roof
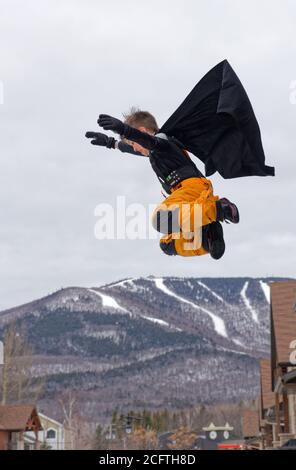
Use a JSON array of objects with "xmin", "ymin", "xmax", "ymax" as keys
[
  {"xmin": 270, "ymin": 281, "xmax": 296, "ymax": 387},
  {"xmin": 38, "ymin": 412, "xmax": 64, "ymax": 428},
  {"xmin": 260, "ymin": 359, "xmax": 275, "ymax": 411},
  {"xmin": 0, "ymin": 405, "xmax": 42, "ymax": 432},
  {"xmin": 242, "ymin": 410, "xmax": 259, "ymax": 438}
]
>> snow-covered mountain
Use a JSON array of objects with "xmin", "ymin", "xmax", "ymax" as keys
[{"xmin": 0, "ymin": 276, "xmax": 289, "ymax": 420}]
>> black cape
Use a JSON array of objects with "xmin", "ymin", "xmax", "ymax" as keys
[{"xmin": 159, "ymin": 60, "xmax": 274, "ymax": 179}]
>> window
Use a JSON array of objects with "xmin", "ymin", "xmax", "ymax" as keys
[{"xmin": 46, "ymin": 429, "xmax": 56, "ymax": 439}]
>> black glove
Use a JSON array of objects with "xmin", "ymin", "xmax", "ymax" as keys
[
  {"xmin": 85, "ymin": 131, "xmax": 115, "ymax": 149},
  {"xmin": 97, "ymin": 114, "xmax": 125, "ymax": 135}
]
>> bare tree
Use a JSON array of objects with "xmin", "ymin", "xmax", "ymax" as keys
[
  {"xmin": 126, "ymin": 427, "xmax": 158, "ymax": 450},
  {"xmin": 167, "ymin": 426, "xmax": 197, "ymax": 450},
  {"xmin": 1, "ymin": 322, "xmax": 43, "ymax": 405},
  {"xmin": 58, "ymin": 391, "xmax": 96, "ymax": 450}
]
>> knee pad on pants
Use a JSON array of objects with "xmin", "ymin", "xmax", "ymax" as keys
[{"xmin": 152, "ymin": 208, "xmax": 179, "ymax": 234}]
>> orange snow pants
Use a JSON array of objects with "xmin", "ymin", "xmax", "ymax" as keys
[{"xmin": 151, "ymin": 177, "xmax": 219, "ymax": 257}]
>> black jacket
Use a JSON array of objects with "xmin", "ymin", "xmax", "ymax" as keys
[{"xmin": 117, "ymin": 131, "xmax": 204, "ymax": 193}]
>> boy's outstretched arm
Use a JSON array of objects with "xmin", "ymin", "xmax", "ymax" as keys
[
  {"xmin": 85, "ymin": 131, "xmax": 143, "ymax": 156},
  {"xmin": 85, "ymin": 131, "xmax": 115, "ymax": 148},
  {"xmin": 97, "ymin": 114, "xmax": 170, "ymax": 152}
]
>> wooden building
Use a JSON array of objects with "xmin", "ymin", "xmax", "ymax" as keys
[
  {"xmin": 270, "ymin": 280, "xmax": 296, "ymax": 446},
  {"xmin": 242, "ymin": 280, "xmax": 296, "ymax": 450},
  {"xmin": 0, "ymin": 404, "xmax": 42, "ymax": 450},
  {"xmin": 242, "ymin": 409, "xmax": 260, "ymax": 449}
]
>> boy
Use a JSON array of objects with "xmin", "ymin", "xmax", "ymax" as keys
[{"xmin": 86, "ymin": 109, "xmax": 239, "ymax": 259}]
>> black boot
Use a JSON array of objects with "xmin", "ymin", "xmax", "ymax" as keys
[
  {"xmin": 216, "ymin": 198, "xmax": 240, "ymax": 224},
  {"xmin": 159, "ymin": 239, "xmax": 177, "ymax": 256},
  {"xmin": 202, "ymin": 221, "xmax": 225, "ymax": 260}
]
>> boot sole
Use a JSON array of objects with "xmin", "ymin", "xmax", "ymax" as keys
[
  {"xmin": 207, "ymin": 222, "xmax": 225, "ymax": 260},
  {"xmin": 220, "ymin": 198, "xmax": 240, "ymax": 224}
]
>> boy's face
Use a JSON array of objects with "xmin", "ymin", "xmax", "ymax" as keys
[{"xmin": 125, "ymin": 126, "xmax": 152, "ymax": 156}]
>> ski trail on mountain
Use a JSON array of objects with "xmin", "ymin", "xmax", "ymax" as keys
[
  {"xmin": 88, "ymin": 288, "xmax": 128, "ymax": 312},
  {"xmin": 259, "ymin": 280, "xmax": 270, "ymax": 303},
  {"xmin": 142, "ymin": 315, "xmax": 182, "ymax": 331},
  {"xmin": 240, "ymin": 282, "xmax": 259, "ymax": 323},
  {"xmin": 89, "ymin": 288, "xmax": 181, "ymax": 330},
  {"xmin": 197, "ymin": 281, "xmax": 225, "ymax": 303},
  {"xmin": 104, "ymin": 278, "xmax": 135, "ymax": 288},
  {"xmin": 153, "ymin": 278, "xmax": 228, "ymax": 338}
]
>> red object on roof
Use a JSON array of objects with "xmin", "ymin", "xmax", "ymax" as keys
[{"xmin": 217, "ymin": 442, "xmax": 244, "ymax": 450}]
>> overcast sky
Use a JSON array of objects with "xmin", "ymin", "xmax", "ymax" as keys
[{"xmin": 0, "ymin": 0, "xmax": 295, "ymax": 310}]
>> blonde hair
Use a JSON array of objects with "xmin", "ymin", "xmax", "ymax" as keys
[{"xmin": 123, "ymin": 107, "xmax": 159, "ymax": 133}]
